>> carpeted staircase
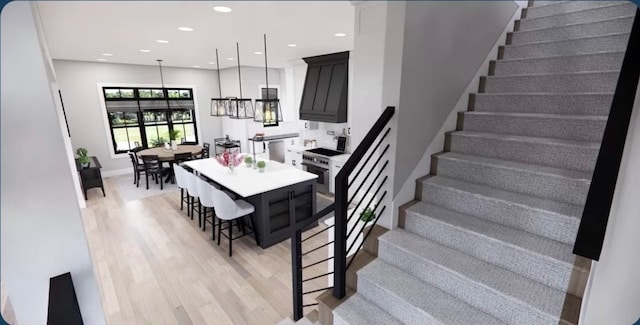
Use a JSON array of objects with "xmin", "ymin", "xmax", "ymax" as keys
[{"xmin": 332, "ymin": 1, "xmax": 636, "ymax": 324}]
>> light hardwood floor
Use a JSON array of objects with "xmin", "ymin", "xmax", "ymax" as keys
[{"xmin": 82, "ymin": 176, "xmax": 331, "ymax": 325}]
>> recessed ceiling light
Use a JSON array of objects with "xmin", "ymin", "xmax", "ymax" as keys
[
  {"xmin": 227, "ymin": 57, "xmax": 234, "ymax": 61},
  {"xmin": 156, "ymin": 40, "xmax": 170, "ymax": 44},
  {"xmin": 101, "ymin": 53, "xmax": 113, "ymax": 56},
  {"xmin": 334, "ymin": 33, "xmax": 347, "ymax": 37},
  {"xmin": 178, "ymin": 26, "xmax": 194, "ymax": 32},
  {"xmin": 254, "ymin": 51, "xmax": 263, "ymax": 55},
  {"xmin": 97, "ymin": 58, "xmax": 107, "ymax": 62},
  {"xmin": 208, "ymin": 61, "xmax": 216, "ymax": 65},
  {"xmin": 213, "ymin": 6, "xmax": 232, "ymax": 13},
  {"xmin": 139, "ymin": 49, "xmax": 151, "ymax": 53},
  {"xmin": 287, "ymin": 44, "xmax": 297, "ymax": 48},
  {"xmin": 193, "ymin": 65, "xmax": 200, "ymax": 68}
]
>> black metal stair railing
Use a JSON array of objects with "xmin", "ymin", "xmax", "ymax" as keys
[
  {"xmin": 573, "ymin": 8, "xmax": 640, "ymax": 261},
  {"xmin": 289, "ymin": 106, "xmax": 395, "ymax": 320}
]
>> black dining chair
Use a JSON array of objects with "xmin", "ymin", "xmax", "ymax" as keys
[
  {"xmin": 172, "ymin": 152, "xmax": 193, "ymax": 183},
  {"xmin": 140, "ymin": 155, "xmax": 167, "ymax": 190},
  {"xmin": 199, "ymin": 146, "xmax": 210, "ymax": 159},
  {"xmin": 174, "ymin": 152, "xmax": 193, "ymax": 162},
  {"xmin": 128, "ymin": 152, "xmax": 146, "ymax": 187}
]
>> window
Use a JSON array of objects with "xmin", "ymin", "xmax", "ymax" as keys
[{"xmin": 103, "ymin": 87, "xmax": 198, "ymax": 154}]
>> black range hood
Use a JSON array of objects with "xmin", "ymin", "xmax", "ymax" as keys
[{"xmin": 299, "ymin": 51, "xmax": 349, "ymax": 123}]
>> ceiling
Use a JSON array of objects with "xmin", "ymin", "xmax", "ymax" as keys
[{"xmin": 36, "ymin": 1, "xmax": 354, "ymax": 69}]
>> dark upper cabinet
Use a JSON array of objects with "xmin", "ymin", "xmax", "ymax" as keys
[{"xmin": 299, "ymin": 51, "xmax": 349, "ymax": 123}]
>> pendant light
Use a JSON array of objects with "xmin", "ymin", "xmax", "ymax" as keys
[
  {"xmin": 254, "ymin": 34, "xmax": 283, "ymax": 126},
  {"xmin": 210, "ymin": 49, "xmax": 230, "ymax": 117},
  {"xmin": 228, "ymin": 42, "xmax": 255, "ymax": 119},
  {"xmin": 157, "ymin": 59, "xmax": 170, "ymax": 109}
]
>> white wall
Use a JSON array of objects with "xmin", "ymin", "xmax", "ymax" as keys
[
  {"xmin": 387, "ymin": 1, "xmax": 520, "ymax": 228},
  {"xmin": 345, "ymin": 1, "xmax": 518, "ymax": 228},
  {"xmin": 393, "ymin": 1, "xmax": 518, "ymax": 193},
  {"xmin": 218, "ymin": 66, "xmax": 303, "ymax": 152},
  {"xmin": 53, "ymin": 60, "xmax": 225, "ymax": 173},
  {"xmin": 1, "ymin": 2, "xmax": 105, "ymax": 324},
  {"xmin": 580, "ymin": 83, "xmax": 640, "ymax": 325}
]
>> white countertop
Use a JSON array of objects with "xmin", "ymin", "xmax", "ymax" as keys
[
  {"xmin": 184, "ymin": 158, "xmax": 318, "ymax": 198},
  {"xmin": 331, "ymin": 153, "xmax": 351, "ymax": 164}
]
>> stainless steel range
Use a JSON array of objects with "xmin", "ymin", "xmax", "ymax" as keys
[{"xmin": 302, "ymin": 140, "xmax": 347, "ymax": 194}]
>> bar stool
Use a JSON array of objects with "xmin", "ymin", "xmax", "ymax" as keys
[
  {"xmin": 211, "ymin": 187, "xmax": 257, "ymax": 257},
  {"xmin": 183, "ymin": 169, "xmax": 203, "ymax": 227},
  {"xmin": 172, "ymin": 164, "xmax": 191, "ymax": 215},
  {"xmin": 195, "ymin": 177, "xmax": 220, "ymax": 240}
]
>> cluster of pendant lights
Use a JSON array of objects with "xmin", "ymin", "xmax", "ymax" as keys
[{"xmin": 210, "ymin": 34, "xmax": 283, "ymax": 126}]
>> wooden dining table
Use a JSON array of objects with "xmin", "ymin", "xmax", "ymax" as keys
[
  {"xmin": 137, "ymin": 145, "xmax": 203, "ymax": 183},
  {"xmin": 136, "ymin": 144, "xmax": 202, "ymax": 161}
]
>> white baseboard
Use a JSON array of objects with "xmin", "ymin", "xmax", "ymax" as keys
[{"xmin": 102, "ymin": 168, "xmax": 132, "ymax": 178}]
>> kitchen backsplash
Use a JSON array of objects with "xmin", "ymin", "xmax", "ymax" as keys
[
  {"xmin": 301, "ymin": 122, "xmax": 349, "ymax": 151},
  {"xmin": 246, "ymin": 121, "xmax": 302, "ymax": 138},
  {"xmin": 244, "ymin": 120, "xmax": 350, "ymax": 151}
]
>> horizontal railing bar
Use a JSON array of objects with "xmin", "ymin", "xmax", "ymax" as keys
[
  {"xmin": 302, "ymin": 257, "xmax": 333, "ymax": 270},
  {"xmin": 347, "ymin": 190, "xmax": 387, "ymax": 248},
  {"xmin": 347, "ymin": 146, "xmax": 390, "ymax": 206},
  {"xmin": 333, "ymin": 106, "xmax": 395, "ymax": 301},
  {"xmin": 303, "ymin": 303, "xmax": 319, "ymax": 308},
  {"xmin": 347, "ymin": 173, "xmax": 388, "ymax": 224},
  {"xmin": 301, "ymin": 224, "xmax": 334, "ymax": 243},
  {"xmin": 336, "ymin": 107, "xmax": 395, "ymax": 181},
  {"xmin": 303, "ymin": 287, "xmax": 333, "ymax": 295},
  {"xmin": 347, "ymin": 204, "xmax": 387, "ymax": 270},
  {"xmin": 348, "ymin": 128, "xmax": 391, "ymax": 187},
  {"xmin": 294, "ymin": 203, "xmax": 336, "ymax": 232},
  {"xmin": 301, "ymin": 241, "xmax": 332, "ymax": 257},
  {"xmin": 346, "ymin": 193, "xmax": 387, "ymax": 255},
  {"xmin": 302, "ymin": 272, "xmax": 334, "ymax": 283}
]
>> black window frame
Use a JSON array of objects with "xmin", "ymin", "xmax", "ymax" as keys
[{"xmin": 103, "ymin": 86, "xmax": 198, "ymax": 154}]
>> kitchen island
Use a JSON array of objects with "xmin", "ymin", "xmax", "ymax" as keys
[{"xmin": 184, "ymin": 158, "xmax": 318, "ymax": 248}]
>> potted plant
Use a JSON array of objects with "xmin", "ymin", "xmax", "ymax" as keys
[
  {"xmin": 150, "ymin": 137, "xmax": 166, "ymax": 148},
  {"xmin": 168, "ymin": 130, "xmax": 181, "ymax": 150},
  {"xmin": 244, "ymin": 156, "xmax": 253, "ymax": 167},
  {"xmin": 76, "ymin": 148, "xmax": 91, "ymax": 168},
  {"xmin": 257, "ymin": 160, "xmax": 266, "ymax": 173},
  {"xmin": 360, "ymin": 207, "xmax": 376, "ymax": 222}
]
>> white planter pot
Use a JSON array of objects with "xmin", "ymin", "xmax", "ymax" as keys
[{"xmin": 171, "ymin": 140, "xmax": 178, "ymax": 150}]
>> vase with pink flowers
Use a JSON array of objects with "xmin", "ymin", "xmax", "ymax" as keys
[{"xmin": 216, "ymin": 150, "xmax": 244, "ymax": 173}]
